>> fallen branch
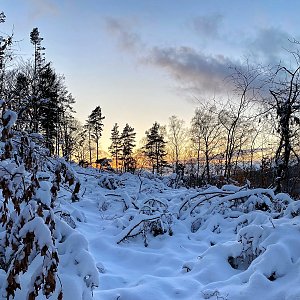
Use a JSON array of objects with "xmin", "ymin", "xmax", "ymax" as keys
[{"xmin": 116, "ymin": 214, "xmax": 161, "ymax": 244}]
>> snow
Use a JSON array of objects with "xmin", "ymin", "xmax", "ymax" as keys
[
  {"xmin": 19, "ymin": 217, "xmax": 53, "ymax": 249},
  {"xmin": 46, "ymin": 167, "xmax": 300, "ymax": 300},
  {"xmin": 35, "ymin": 181, "xmax": 52, "ymax": 206},
  {"xmin": 3, "ymin": 164, "xmax": 300, "ymax": 299},
  {"xmin": 3, "ymin": 109, "xmax": 17, "ymax": 128}
]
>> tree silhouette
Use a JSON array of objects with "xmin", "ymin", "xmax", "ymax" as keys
[
  {"xmin": 87, "ymin": 106, "xmax": 105, "ymax": 162},
  {"xmin": 144, "ymin": 122, "xmax": 167, "ymax": 175}
]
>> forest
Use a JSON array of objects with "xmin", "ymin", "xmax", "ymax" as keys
[{"xmin": 0, "ymin": 8, "xmax": 300, "ymax": 300}]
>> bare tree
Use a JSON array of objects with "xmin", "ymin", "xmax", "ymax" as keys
[
  {"xmin": 267, "ymin": 56, "xmax": 300, "ymax": 192},
  {"xmin": 220, "ymin": 63, "xmax": 262, "ymax": 180},
  {"xmin": 191, "ymin": 105, "xmax": 223, "ymax": 183},
  {"xmin": 0, "ymin": 12, "xmax": 13, "ymax": 100},
  {"xmin": 167, "ymin": 115, "xmax": 187, "ymax": 173}
]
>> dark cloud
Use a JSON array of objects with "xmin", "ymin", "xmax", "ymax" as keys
[
  {"xmin": 192, "ymin": 14, "xmax": 223, "ymax": 39},
  {"xmin": 145, "ymin": 26, "xmax": 299, "ymax": 96},
  {"xmin": 105, "ymin": 17, "xmax": 144, "ymax": 52},
  {"xmin": 105, "ymin": 17, "xmax": 294, "ymax": 98},
  {"xmin": 145, "ymin": 46, "xmax": 241, "ymax": 95}
]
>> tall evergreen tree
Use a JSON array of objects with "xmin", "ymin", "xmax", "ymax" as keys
[
  {"xmin": 30, "ymin": 28, "xmax": 45, "ymax": 73},
  {"xmin": 120, "ymin": 123, "xmax": 136, "ymax": 172},
  {"xmin": 30, "ymin": 27, "xmax": 45, "ymax": 133},
  {"xmin": 38, "ymin": 64, "xmax": 60, "ymax": 154},
  {"xmin": 109, "ymin": 123, "xmax": 122, "ymax": 171},
  {"xmin": 144, "ymin": 122, "xmax": 167, "ymax": 175},
  {"xmin": 10, "ymin": 59, "xmax": 76, "ymax": 157},
  {"xmin": 0, "ymin": 16, "xmax": 78, "ymax": 160},
  {"xmin": 14, "ymin": 60, "xmax": 76, "ymax": 156},
  {"xmin": 87, "ymin": 106, "xmax": 105, "ymax": 162}
]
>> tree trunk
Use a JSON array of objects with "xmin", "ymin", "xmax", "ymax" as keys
[{"xmin": 88, "ymin": 130, "xmax": 92, "ymax": 164}]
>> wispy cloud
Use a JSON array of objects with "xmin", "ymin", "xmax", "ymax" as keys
[
  {"xmin": 247, "ymin": 27, "xmax": 298, "ymax": 64},
  {"xmin": 28, "ymin": 0, "xmax": 59, "ymax": 20},
  {"xmin": 105, "ymin": 17, "xmax": 144, "ymax": 52}
]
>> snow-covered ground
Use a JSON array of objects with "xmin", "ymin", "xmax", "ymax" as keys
[
  {"xmin": 7, "ymin": 164, "xmax": 300, "ymax": 300},
  {"xmin": 44, "ymin": 166, "xmax": 300, "ymax": 300}
]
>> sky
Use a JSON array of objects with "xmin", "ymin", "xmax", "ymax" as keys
[{"xmin": 1, "ymin": 0, "xmax": 300, "ymax": 150}]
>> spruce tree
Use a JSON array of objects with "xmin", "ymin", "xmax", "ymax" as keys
[
  {"xmin": 87, "ymin": 106, "xmax": 105, "ymax": 162},
  {"xmin": 144, "ymin": 122, "xmax": 167, "ymax": 175},
  {"xmin": 38, "ymin": 64, "xmax": 59, "ymax": 154},
  {"xmin": 30, "ymin": 28, "xmax": 45, "ymax": 73},
  {"xmin": 109, "ymin": 123, "xmax": 122, "ymax": 171},
  {"xmin": 30, "ymin": 27, "xmax": 45, "ymax": 133},
  {"xmin": 120, "ymin": 123, "xmax": 136, "ymax": 172}
]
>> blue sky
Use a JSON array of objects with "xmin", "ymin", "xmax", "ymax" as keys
[{"xmin": 1, "ymin": 0, "xmax": 300, "ymax": 149}]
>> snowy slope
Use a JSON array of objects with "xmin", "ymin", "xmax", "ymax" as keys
[{"xmin": 49, "ymin": 166, "xmax": 300, "ymax": 300}]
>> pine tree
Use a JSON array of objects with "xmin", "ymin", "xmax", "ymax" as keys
[
  {"xmin": 109, "ymin": 123, "xmax": 122, "ymax": 171},
  {"xmin": 12, "ymin": 72, "xmax": 30, "ymax": 130},
  {"xmin": 30, "ymin": 27, "xmax": 45, "ymax": 75},
  {"xmin": 144, "ymin": 122, "xmax": 167, "ymax": 175},
  {"xmin": 120, "ymin": 123, "xmax": 136, "ymax": 172},
  {"xmin": 86, "ymin": 106, "xmax": 105, "ymax": 162},
  {"xmin": 38, "ymin": 64, "xmax": 59, "ymax": 154},
  {"xmin": 30, "ymin": 27, "xmax": 46, "ymax": 133}
]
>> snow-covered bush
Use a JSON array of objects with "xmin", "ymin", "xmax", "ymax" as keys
[
  {"xmin": 94, "ymin": 172, "xmax": 174, "ymax": 247},
  {"xmin": 51, "ymin": 160, "xmax": 81, "ymax": 202},
  {"xmin": 55, "ymin": 219, "xmax": 99, "ymax": 299},
  {"xmin": 116, "ymin": 197, "xmax": 173, "ymax": 246},
  {"xmin": 100, "ymin": 192, "xmax": 173, "ymax": 246},
  {"xmin": 0, "ymin": 102, "xmax": 60, "ymax": 299},
  {"xmin": 284, "ymin": 200, "xmax": 300, "ymax": 218},
  {"xmin": 98, "ymin": 173, "xmax": 123, "ymax": 190},
  {"xmin": 0, "ymin": 103, "xmax": 98, "ymax": 299}
]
